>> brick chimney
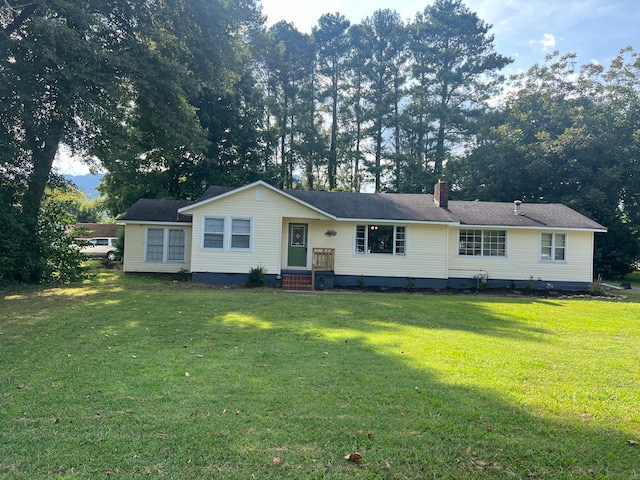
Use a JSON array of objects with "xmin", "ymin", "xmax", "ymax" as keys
[{"xmin": 434, "ymin": 179, "xmax": 449, "ymax": 208}]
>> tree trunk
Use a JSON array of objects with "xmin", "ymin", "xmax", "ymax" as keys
[
  {"xmin": 434, "ymin": 119, "xmax": 446, "ymax": 175},
  {"xmin": 328, "ymin": 69, "xmax": 339, "ymax": 190},
  {"xmin": 434, "ymin": 81, "xmax": 449, "ymax": 175},
  {"xmin": 21, "ymin": 118, "xmax": 64, "ymax": 282},
  {"xmin": 374, "ymin": 122, "xmax": 383, "ymax": 192}
]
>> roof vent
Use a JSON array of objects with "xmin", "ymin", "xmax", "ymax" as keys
[{"xmin": 514, "ymin": 200, "xmax": 523, "ymax": 215}]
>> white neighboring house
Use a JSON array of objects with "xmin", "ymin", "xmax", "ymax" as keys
[{"xmin": 117, "ymin": 180, "xmax": 606, "ymax": 291}]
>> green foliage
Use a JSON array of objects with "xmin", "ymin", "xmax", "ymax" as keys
[
  {"xmin": 405, "ymin": 276, "xmax": 416, "ymax": 290},
  {"xmin": 4, "ymin": 0, "xmax": 637, "ymax": 280},
  {"xmin": 409, "ymin": 0, "xmax": 512, "ymax": 175},
  {"xmin": 37, "ymin": 177, "xmax": 90, "ymax": 283},
  {"xmin": 449, "ymin": 49, "xmax": 640, "ymax": 275},
  {"xmin": 588, "ymin": 277, "xmax": 606, "ymax": 296},
  {"xmin": 176, "ymin": 268, "xmax": 191, "ymax": 282},
  {"xmin": 116, "ymin": 226, "xmax": 125, "ymax": 261},
  {"xmin": 0, "ymin": 174, "xmax": 89, "ymax": 284},
  {"xmin": 246, "ymin": 264, "xmax": 268, "ymax": 287}
]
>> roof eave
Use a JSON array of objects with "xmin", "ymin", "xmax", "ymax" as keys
[
  {"xmin": 118, "ymin": 220, "xmax": 192, "ymax": 226},
  {"xmin": 458, "ymin": 223, "xmax": 607, "ymax": 233},
  {"xmin": 334, "ymin": 217, "xmax": 459, "ymax": 226}
]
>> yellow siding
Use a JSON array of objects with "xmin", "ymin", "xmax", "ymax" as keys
[
  {"xmin": 447, "ymin": 227, "xmax": 594, "ymax": 283},
  {"xmin": 276, "ymin": 220, "xmax": 449, "ymax": 278},
  {"xmin": 122, "ymin": 224, "xmax": 192, "ymax": 274},
  {"xmin": 188, "ymin": 186, "xmax": 332, "ymax": 274}
]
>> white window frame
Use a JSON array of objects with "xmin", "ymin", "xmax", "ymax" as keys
[
  {"xmin": 202, "ymin": 217, "xmax": 226, "ymax": 251},
  {"xmin": 458, "ymin": 229, "xmax": 507, "ymax": 257},
  {"xmin": 540, "ymin": 232, "xmax": 567, "ymax": 262},
  {"xmin": 201, "ymin": 216, "xmax": 253, "ymax": 252},
  {"xmin": 354, "ymin": 224, "xmax": 407, "ymax": 256},
  {"xmin": 230, "ymin": 218, "xmax": 252, "ymax": 250},
  {"xmin": 145, "ymin": 227, "xmax": 186, "ymax": 263}
]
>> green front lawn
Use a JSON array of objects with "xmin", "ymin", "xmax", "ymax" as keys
[{"xmin": 1, "ymin": 271, "xmax": 639, "ymax": 478}]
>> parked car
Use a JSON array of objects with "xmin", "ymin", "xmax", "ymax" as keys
[{"xmin": 80, "ymin": 237, "xmax": 119, "ymax": 261}]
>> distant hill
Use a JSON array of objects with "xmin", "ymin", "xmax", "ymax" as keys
[{"xmin": 64, "ymin": 174, "xmax": 104, "ymax": 198}]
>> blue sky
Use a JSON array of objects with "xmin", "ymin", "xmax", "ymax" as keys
[{"xmin": 259, "ymin": 0, "xmax": 639, "ymax": 74}]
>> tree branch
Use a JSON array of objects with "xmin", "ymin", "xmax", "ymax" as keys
[{"xmin": 2, "ymin": 1, "xmax": 41, "ymax": 37}]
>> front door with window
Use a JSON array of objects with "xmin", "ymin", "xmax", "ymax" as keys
[{"xmin": 287, "ymin": 223, "xmax": 308, "ymax": 267}]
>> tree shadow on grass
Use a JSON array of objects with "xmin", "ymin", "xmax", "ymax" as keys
[
  {"xmin": 327, "ymin": 294, "xmax": 555, "ymax": 343},
  {"xmin": 209, "ymin": 297, "xmax": 639, "ymax": 478},
  {"xmin": 2, "ymin": 281, "xmax": 638, "ymax": 478}
]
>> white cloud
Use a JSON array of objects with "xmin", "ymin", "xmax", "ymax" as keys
[{"xmin": 538, "ymin": 33, "xmax": 557, "ymax": 51}]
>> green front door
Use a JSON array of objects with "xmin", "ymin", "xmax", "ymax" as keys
[{"xmin": 287, "ymin": 223, "xmax": 308, "ymax": 267}]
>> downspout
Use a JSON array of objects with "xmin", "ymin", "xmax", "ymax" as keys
[{"xmin": 444, "ymin": 226, "xmax": 449, "ymax": 282}]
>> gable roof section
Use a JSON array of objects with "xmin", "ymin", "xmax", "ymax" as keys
[
  {"xmin": 119, "ymin": 181, "xmax": 607, "ymax": 232},
  {"xmin": 178, "ymin": 181, "xmax": 338, "ymax": 219},
  {"xmin": 118, "ymin": 198, "xmax": 194, "ymax": 223}
]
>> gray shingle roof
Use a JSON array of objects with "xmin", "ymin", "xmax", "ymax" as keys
[
  {"xmin": 74, "ymin": 223, "xmax": 120, "ymax": 238},
  {"xmin": 118, "ymin": 184, "xmax": 607, "ymax": 231},
  {"xmin": 287, "ymin": 190, "xmax": 605, "ymax": 230},
  {"xmin": 118, "ymin": 198, "xmax": 194, "ymax": 223},
  {"xmin": 198, "ymin": 185, "xmax": 235, "ymax": 202},
  {"xmin": 447, "ymin": 200, "xmax": 606, "ymax": 230},
  {"xmin": 286, "ymin": 190, "xmax": 456, "ymax": 223}
]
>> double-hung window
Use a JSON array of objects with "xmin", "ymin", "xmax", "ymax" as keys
[
  {"xmin": 540, "ymin": 233, "xmax": 566, "ymax": 262},
  {"xmin": 231, "ymin": 219, "xmax": 251, "ymax": 249},
  {"xmin": 459, "ymin": 229, "xmax": 506, "ymax": 256},
  {"xmin": 146, "ymin": 228, "xmax": 186, "ymax": 262},
  {"xmin": 355, "ymin": 225, "xmax": 406, "ymax": 255},
  {"xmin": 202, "ymin": 216, "xmax": 253, "ymax": 251},
  {"xmin": 203, "ymin": 218, "xmax": 225, "ymax": 249}
]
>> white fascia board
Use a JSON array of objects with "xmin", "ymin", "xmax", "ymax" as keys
[
  {"xmin": 334, "ymin": 217, "xmax": 459, "ymax": 226},
  {"xmin": 119, "ymin": 220, "xmax": 191, "ymax": 226},
  {"xmin": 458, "ymin": 224, "xmax": 607, "ymax": 233}
]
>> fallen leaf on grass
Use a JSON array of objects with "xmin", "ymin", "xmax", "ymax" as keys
[
  {"xmin": 367, "ymin": 432, "xmax": 374, "ymax": 440},
  {"xmin": 190, "ymin": 412, "xmax": 197, "ymax": 418},
  {"xmin": 273, "ymin": 457, "xmax": 282, "ymax": 465},
  {"xmin": 53, "ymin": 418, "xmax": 60, "ymax": 424},
  {"xmin": 16, "ymin": 383, "xmax": 26, "ymax": 389},
  {"xmin": 344, "ymin": 453, "xmax": 362, "ymax": 461}
]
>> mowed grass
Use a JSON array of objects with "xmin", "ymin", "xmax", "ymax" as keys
[{"xmin": 1, "ymin": 270, "xmax": 639, "ymax": 479}]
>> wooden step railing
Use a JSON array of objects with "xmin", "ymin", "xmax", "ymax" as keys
[{"xmin": 312, "ymin": 248, "xmax": 335, "ymax": 289}]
